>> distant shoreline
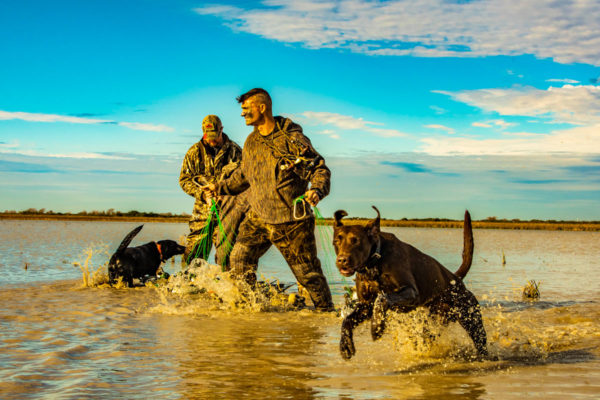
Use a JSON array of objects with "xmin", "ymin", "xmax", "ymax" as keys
[{"xmin": 2, "ymin": 213, "xmax": 598, "ymax": 231}]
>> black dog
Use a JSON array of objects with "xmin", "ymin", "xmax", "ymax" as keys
[
  {"xmin": 333, "ymin": 206, "xmax": 488, "ymax": 360},
  {"xmin": 108, "ymin": 225, "xmax": 185, "ymax": 287}
]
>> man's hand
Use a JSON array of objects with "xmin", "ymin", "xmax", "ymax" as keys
[
  {"xmin": 304, "ymin": 189, "xmax": 321, "ymax": 207},
  {"xmin": 202, "ymin": 183, "xmax": 217, "ymax": 205},
  {"xmin": 203, "ymin": 189, "xmax": 214, "ymax": 205}
]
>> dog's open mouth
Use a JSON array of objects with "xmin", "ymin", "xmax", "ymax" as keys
[{"xmin": 337, "ymin": 266, "xmax": 355, "ymax": 277}]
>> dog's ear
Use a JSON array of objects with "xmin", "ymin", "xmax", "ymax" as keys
[
  {"xmin": 366, "ymin": 206, "xmax": 381, "ymax": 237},
  {"xmin": 334, "ymin": 210, "xmax": 348, "ymax": 227}
]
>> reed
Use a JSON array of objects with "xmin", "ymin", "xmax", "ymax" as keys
[{"xmin": 522, "ymin": 280, "xmax": 541, "ymax": 300}]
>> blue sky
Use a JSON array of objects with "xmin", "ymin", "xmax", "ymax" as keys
[{"xmin": 1, "ymin": 0, "xmax": 599, "ymax": 220}]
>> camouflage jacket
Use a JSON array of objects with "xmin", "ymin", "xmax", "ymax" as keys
[
  {"xmin": 217, "ymin": 116, "xmax": 330, "ymax": 224},
  {"xmin": 180, "ymin": 133, "xmax": 242, "ymax": 219}
]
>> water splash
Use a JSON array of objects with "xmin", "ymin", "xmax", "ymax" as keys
[
  {"xmin": 149, "ymin": 259, "xmax": 306, "ymax": 315},
  {"xmin": 73, "ymin": 245, "xmax": 112, "ymax": 288}
]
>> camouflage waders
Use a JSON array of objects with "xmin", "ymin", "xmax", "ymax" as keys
[{"xmin": 229, "ymin": 211, "xmax": 333, "ymax": 311}]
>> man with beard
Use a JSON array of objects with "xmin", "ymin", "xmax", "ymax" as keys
[{"xmin": 179, "ymin": 114, "xmax": 247, "ymax": 269}]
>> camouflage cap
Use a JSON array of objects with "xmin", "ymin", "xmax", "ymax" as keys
[{"xmin": 202, "ymin": 115, "xmax": 222, "ymax": 140}]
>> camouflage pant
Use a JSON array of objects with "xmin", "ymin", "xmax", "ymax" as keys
[
  {"xmin": 229, "ymin": 212, "xmax": 334, "ymax": 311},
  {"xmin": 185, "ymin": 195, "xmax": 248, "ymax": 269}
]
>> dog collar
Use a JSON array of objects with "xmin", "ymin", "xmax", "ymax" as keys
[
  {"xmin": 156, "ymin": 242, "xmax": 163, "ymax": 261},
  {"xmin": 367, "ymin": 237, "xmax": 382, "ymax": 266},
  {"xmin": 358, "ymin": 237, "xmax": 382, "ymax": 277}
]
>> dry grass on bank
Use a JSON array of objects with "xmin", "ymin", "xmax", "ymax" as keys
[{"xmin": 1, "ymin": 213, "xmax": 598, "ymax": 231}]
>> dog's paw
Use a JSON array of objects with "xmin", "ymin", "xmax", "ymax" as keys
[
  {"xmin": 340, "ymin": 332, "xmax": 355, "ymax": 360},
  {"xmin": 371, "ymin": 293, "xmax": 387, "ymax": 340}
]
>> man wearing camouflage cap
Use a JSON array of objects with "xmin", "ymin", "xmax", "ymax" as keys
[{"xmin": 179, "ymin": 114, "xmax": 248, "ymax": 268}]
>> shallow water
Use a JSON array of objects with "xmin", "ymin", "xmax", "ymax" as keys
[{"xmin": 1, "ymin": 220, "xmax": 599, "ymax": 399}]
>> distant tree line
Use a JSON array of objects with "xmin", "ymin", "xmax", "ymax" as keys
[
  {"xmin": 2, "ymin": 208, "xmax": 598, "ymax": 226},
  {"xmin": 2, "ymin": 208, "xmax": 190, "ymax": 218}
]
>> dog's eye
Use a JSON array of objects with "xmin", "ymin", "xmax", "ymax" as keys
[{"xmin": 349, "ymin": 237, "xmax": 359, "ymax": 245}]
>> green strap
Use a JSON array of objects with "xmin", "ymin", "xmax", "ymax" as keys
[
  {"xmin": 212, "ymin": 200, "xmax": 235, "ymax": 271},
  {"xmin": 186, "ymin": 202, "xmax": 215, "ymax": 264}
]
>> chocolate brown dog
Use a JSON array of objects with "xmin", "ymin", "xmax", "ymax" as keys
[
  {"xmin": 108, "ymin": 225, "xmax": 185, "ymax": 287},
  {"xmin": 333, "ymin": 207, "xmax": 488, "ymax": 360}
]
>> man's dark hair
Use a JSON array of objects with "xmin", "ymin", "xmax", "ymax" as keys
[{"xmin": 237, "ymin": 88, "xmax": 272, "ymax": 107}]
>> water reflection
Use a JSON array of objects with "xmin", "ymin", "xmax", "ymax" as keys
[
  {"xmin": 1, "ymin": 221, "xmax": 600, "ymax": 399},
  {"xmin": 156, "ymin": 314, "xmax": 326, "ymax": 399}
]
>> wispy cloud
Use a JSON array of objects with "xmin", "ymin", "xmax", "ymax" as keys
[
  {"xmin": 195, "ymin": 0, "xmax": 600, "ymax": 65},
  {"xmin": 546, "ymin": 78, "xmax": 580, "ymax": 84},
  {"xmin": 435, "ymin": 84, "xmax": 600, "ymax": 125},
  {"xmin": 314, "ymin": 129, "xmax": 340, "ymax": 139},
  {"xmin": 472, "ymin": 119, "xmax": 516, "ymax": 129},
  {"xmin": 429, "ymin": 105, "xmax": 447, "ymax": 115},
  {"xmin": 118, "ymin": 122, "xmax": 174, "ymax": 132},
  {"xmin": 0, "ymin": 147, "xmax": 133, "ymax": 160},
  {"xmin": 0, "ymin": 110, "xmax": 174, "ymax": 132},
  {"xmin": 301, "ymin": 111, "xmax": 406, "ymax": 137},
  {"xmin": 420, "ymin": 123, "xmax": 600, "ymax": 156},
  {"xmin": 424, "ymin": 124, "xmax": 454, "ymax": 134},
  {"xmin": 507, "ymin": 70, "xmax": 524, "ymax": 78},
  {"xmin": 427, "ymin": 83, "xmax": 600, "ymax": 155}
]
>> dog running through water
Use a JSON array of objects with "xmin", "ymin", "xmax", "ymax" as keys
[
  {"xmin": 108, "ymin": 225, "xmax": 185, "ymax": 287},
  {"xmin": 333, "ymin": 207, "xmax": 488, "ymax": 360}
]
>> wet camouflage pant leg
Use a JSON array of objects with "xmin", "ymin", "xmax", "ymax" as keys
[
  {"xmin": 230, "ymin": 214, "xmax": 333, "ymax": 310},
  {"xmin": 213, "ymin": 195, "xmax": 249, "ymax": 270},
  {"xmin": 228, "ymin": 214, "xmax": 273, "ymax": 285},
  {"xmin": 270, "ymin": 218, "xmax": 333, "ymax": 310}
]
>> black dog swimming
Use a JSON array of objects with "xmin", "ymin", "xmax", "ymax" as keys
[{"xmin": 108, "ymin": 225, "xmax": 185, "ymax": 287}]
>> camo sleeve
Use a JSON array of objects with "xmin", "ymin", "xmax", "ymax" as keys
[
  {"xmin": 179, "ymin": 144, "xmax": 205, "ymax": 200},
  {"xmin": 216, "ymin": 163, "xmax": 250, "ymax": 196}
]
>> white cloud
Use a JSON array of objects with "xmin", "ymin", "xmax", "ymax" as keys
[
  {"xmin": 490, "ymin": 119, "xmax": 516, "ymax": 128},
  {"xmin": 546, "ymin": 78, "xmax": 580, "ymax": 84},
  {"xmin": 435, "ymin": 85, "xmax": 600, "ymax": 125},
  {"xmin": 472, "ymin": 119, "xmax": 516, "ymax": 129},
  {"xmin": 424, "ymin": 124, "xmax": 454, "ymax": 134},
  {"xmin": 426, "ymin": 83, "xmax": 600, "ymax": 155},
  {"xmin": 507, "ymin": 70, "xmax": 524, "ymax": 78},
  {"xmin": 117, "ymin": 122, "xmax": 174, "ymax": 132},
  {"xmin": 420, "ymin": 123, "xmax": 600, "ymax": 156},
  {"xmin": 429, "ymin": 105, "xmax": 447, "ymax": 115},
  {"xmin": 0, "ymin": 147, "xmax": 133, "ymax": 160},
  {"xmin": 0, "ymin": 110, "xmax": 174, "ymax": 133},
  {"xmin": 0, "ymin": 110, "xmax": 109, "ymax": 124},
  {"xmin": 195, "ymin": 0, "xmax": 600, "ymax": 65},
  {"xmin": 302, "ymin": 111, "xmax": 406, "ymax": 137},
  {"xmin": 314, "ymin": 129, "xmax": 340, "ymax": 139}
]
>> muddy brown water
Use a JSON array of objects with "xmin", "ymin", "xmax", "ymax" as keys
[{"xmin": 0, "ymin": 220, "xmax": 599, "ymax": 399}]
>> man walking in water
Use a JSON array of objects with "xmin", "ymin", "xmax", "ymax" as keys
[
  {"xmin": 179, "ymin": 114, "xmax": 247, "ymax": 268},
  {"xmin": 207, "ymin": 88, "xmax": 334, "ymax": 311}
]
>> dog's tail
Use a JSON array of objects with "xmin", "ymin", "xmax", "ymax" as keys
[
  {"xmin": 454, "ymin": 211, "xmax": 474, "ymax": 280},
  {"xmin": 110, "ymin": 225, "xmax": 144, "ymax": 262}
]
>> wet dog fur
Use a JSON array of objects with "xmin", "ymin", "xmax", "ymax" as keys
[
  {"xmin": 108, "ymin": 225, "xmax": 185, "ymax": 287},
  {"xmin": 333, "ymin": 207, "xmax": 488, "ymax": 360}
]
